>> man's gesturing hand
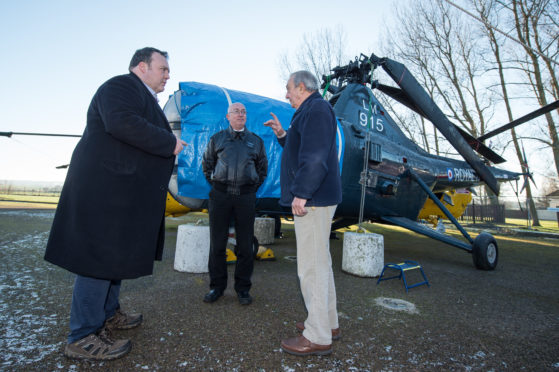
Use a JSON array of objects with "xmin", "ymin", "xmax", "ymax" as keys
[
  {"xmin": 174, "ymin": 137, "xmax": 188, "ymax": 155},
  {"xmin": 263, "ymin": 112, "xmax": 286, "ymax": 138}
]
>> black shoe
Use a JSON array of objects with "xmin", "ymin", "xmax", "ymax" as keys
[
  {"xmin": 237, "ymin": 291, "xmax": 252, "ymax": 305},
  {"xmin": 203, "ymin": 289, "xmax": 223, "ymax": 303}
]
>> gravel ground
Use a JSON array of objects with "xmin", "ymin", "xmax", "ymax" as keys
[{"xmin": 1, "ymin": 209, "xmax": 558, "ymax": 371}]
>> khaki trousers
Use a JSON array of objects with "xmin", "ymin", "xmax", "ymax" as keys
[{"xmin": 294, "ymin": 205, "xmax": 338, "ymax": 345}]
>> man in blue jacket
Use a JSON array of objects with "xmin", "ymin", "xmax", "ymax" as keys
[
  {"xmin": 45, "ymin": 47, "xmax": 186, "ymax": 360},
  {"xmin": 264, "ymin": 70, "xmax": 342, "ymax": 356}
]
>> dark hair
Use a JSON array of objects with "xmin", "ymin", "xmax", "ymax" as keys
[{"xmin": 128, "ymin": 47, "xmax": 168, "ymax": 71}]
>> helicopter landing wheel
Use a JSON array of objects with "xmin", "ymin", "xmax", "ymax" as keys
[{"xmin": 472, "ymin": 232, "xmax": 498, "ymax": 270}]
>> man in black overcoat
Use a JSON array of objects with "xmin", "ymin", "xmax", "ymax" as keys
[{"xmin": 44, "ymin": 47, "xmax": 186, "ymax": 360}]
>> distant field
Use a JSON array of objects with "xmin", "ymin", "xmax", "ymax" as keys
[
  {"xmin": 0, "ymin": 193, "xmax": 59, "ymax": 209},
  {"xmin": 0, "ymin": 194, "xmax": 557, "ymax": 234}
]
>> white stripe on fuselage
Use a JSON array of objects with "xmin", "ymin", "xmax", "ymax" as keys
[{"xmin": 219, "ymin": 87, "xmax": 233, "ymax": 106}]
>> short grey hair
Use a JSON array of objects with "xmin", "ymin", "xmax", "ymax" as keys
[
  {"xmin": 227, "ymin": 102, "xmax": 245, "ymax": 113},
  {"xmin": 290, "ymin": 70, "xmax": 318, "ymax": 92}
]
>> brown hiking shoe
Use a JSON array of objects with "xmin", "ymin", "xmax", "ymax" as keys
[
  {"xmin": 64, "ymin": 327, "xmax": 131, "ymax": 360},
  {"xmin": 106, "ymin": 308, "xmax": 143, "ymax": 330}
]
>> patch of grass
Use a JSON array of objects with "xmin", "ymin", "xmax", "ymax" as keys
[
  {"xmin": 0, "ymin": 193, "xmax": 59, "ymax": 209},
  {"xmin": 481, "ymin": 218, "xmax": 559, "ymax": 234},
  {"xmin": 0, "ymin": 193, "xmax": 59, "ymax": 204},
  {"xmin": 505, "ymin": 218, "xmax": 558, "ymax": 231}
]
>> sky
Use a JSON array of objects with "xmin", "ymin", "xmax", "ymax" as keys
[
  {"xmin": 1, "ymin": 0, "xmax": 554, "ymax": 202},
  {"xmin": 1, "ymin": 0, "xmax": 400, "ymax": 183}
]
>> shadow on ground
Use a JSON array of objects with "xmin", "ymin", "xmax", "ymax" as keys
[{"xmin": 1, "ymin": 210, "xmax": 558, "ymax": 371}]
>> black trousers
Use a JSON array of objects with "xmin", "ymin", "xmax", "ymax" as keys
[{"xmin": 208, "ymin": 188, "xmax": 256, "ymax": 292}]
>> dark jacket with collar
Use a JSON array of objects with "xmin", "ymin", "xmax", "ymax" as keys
[
  {"xmin": 202, "ymin": 126, "xmax": 267, "ymax": 195},
  {"xmin": 44, "ymin": 72, "xmax": 176, "ymax": 280},
  {"xmin": 278, "ymin": 91, "xmax": 342, "ymax": 207}
]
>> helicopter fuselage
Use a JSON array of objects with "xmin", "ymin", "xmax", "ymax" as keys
[{"xmin": 329, "ymin": 83, "xmax": 518, "ymax": 223}]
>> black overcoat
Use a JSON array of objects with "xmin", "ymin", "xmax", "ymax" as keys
[{"xmin": 44, "ymin": 73, "xmax": 176, "ymax": 279}]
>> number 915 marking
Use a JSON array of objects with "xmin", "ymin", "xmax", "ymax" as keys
[{"xmin": 359, "ymin": 111, "xmax": 384, "ymax": 133}]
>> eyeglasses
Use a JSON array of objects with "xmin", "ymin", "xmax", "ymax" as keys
[{"xmin": 229, "ymin": 109, "xmax": 247, "ymax": 115}]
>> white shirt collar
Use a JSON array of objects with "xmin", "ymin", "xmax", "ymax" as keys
[{"xmin": 143, "ymin": 83, "xmax": 158, "ymax": 102}]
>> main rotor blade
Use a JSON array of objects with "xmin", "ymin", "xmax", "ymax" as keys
[
  {"xmin": 478, "ymin": 100, "xmax": 559, "ymax": 142},
  {"xmin": 379, "ymin": 57, "xmax": 500, "ymax": 195},
  {"xmin": 376, "ymin": 84, "xmax": 506, "ymax": 164},
  {"xmin": 452, "ymin": 126, "xmax": 506, "ymax": 164},
  {"xmin": 0, "ymin": 131, "xmax": 81, "ymax": 138},
  {"xmin": 375, "ymin": 83, "xmax": 427, "ymax": 117}
]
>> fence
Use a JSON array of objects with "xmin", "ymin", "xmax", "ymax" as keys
[{"xmin": 459, "ymin": 202, "xmax": 505, "ymax": 224}]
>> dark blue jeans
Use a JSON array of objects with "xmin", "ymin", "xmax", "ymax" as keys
[{"xmin": 68, "ymin": 275, "xmax": 121, "ymax": 343}]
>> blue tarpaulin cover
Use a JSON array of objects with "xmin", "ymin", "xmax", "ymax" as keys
[
  {"xmin": 172, "ymin": 82, "xmax": 344, "ymax": 200},
  {"xmin": 174, "ymin": 82, "xmax": 295, "ymax": 199}
]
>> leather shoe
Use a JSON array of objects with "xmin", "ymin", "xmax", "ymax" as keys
[
  {"xmin": 237, "ymin": 291, "xmax": 252, "ymax": 305},
  {"xmin": 296, "ymin": 321, "xmax": 341, "ymax": 341},
  {"xmin": 203, "ymin": 289, "xmax": 223, "ymax": 303},
  {"xmin": 281, "ymin": 335, "xmax": 332, "ymax": 356}
]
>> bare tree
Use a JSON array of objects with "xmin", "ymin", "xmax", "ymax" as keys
[
  {"xmin": 278, "ymin": 25, "xmax": 350, "ymax": 84},
  {"xmin": 379, "ymin": 0, "xmax": 559, "ymax": 220},
  {"xmin": 474, "ymin": 0, "xmax": 541, "ymax": 225},
  {"xmin": 501, "ymin": 0, "xmax": 559, "ymax": 174},
  {"xmin": 380, "ymin": 0, "xmax": 505, "ymax": 161},
  {"xmin": 380, "ymin": 0, "xmax": 517, "ymax": 209}
]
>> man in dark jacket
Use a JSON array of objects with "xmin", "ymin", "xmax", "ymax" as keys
[
  {"xmin": 202, "ymin": 102, "xmax": 267, "ymax": 305},
  {"xmin": 44, "ymin": 47, "xmax": 186, "ymax": 360},
  {"xmin": 264, "ymin": 71, "xmax": 342, "ymax": 356}
]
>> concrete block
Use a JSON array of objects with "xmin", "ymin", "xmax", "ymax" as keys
[
  {"xmin": 254, "ymin": 217, "xmax": 275, "ymax": 245},
  {"xmin": 174, "ymin": 224, "xmax": 210, "ymax": 273},
  {"xmin": 342, "ymin": 231, "xmax": 384, "ymax": 277}
]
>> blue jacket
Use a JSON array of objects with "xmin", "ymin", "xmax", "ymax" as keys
[{"xmin": 278, "ymin": 91, "xmax": 342, "ymax": 207}]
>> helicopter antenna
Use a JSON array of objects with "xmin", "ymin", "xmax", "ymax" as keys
[
  {"xmin": 357, "ymin": 100, "xmax": 372, "ymax": 231},
  {"xmin": 443, "ymin": 0, "xmax": 559, "ymax": 67},
  {"xmin": 357, "ymin": 59, "xmax": 379, "ymax": 231}
]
